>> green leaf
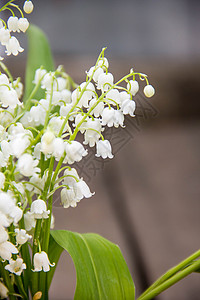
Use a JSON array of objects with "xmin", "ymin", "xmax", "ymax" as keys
[
  {"xmin": 47, "ymin": 235, "xmax": 63, "ymax": 289},
  {"xmin": 50, "ymin": 230, "xmax": 135, "ymax": 300},
  {"xmin": 23, "ymin": 24, "xmax": 54, "ymax": 102}
]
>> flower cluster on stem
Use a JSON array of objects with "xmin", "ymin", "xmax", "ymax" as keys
[
  {"xmin": 0, "ymin": 1, "xmax": 34, "ymax": 60},
  {"xmin": 0, "ymin": 47, "xmax": 155, "ymax": 298}
]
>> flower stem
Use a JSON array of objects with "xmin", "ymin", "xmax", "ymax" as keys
[
  {"xmin": 32, "ymin": 219, "xmax": 42, "ymax": 295},
  {"xmin": 137, "ymin": 250, "xmax": 200, "ymax": 300}
]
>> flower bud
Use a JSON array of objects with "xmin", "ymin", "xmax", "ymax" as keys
[
  {"xmin": 18, "ymin": 18, "xmax": 29, "ymax": 32},
  {"xmin": 144, "ymin": 84, "xmax": 155, "ymax": 98},
  {"xmin": 23, "ymin": 0, "xmax": 34, "ymax": 14}
]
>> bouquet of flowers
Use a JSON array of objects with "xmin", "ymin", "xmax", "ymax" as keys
[{"xmin": 0, "ymin": 1, "xmax": 199, "ymax": 299}]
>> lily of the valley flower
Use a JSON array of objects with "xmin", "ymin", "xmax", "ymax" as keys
[
  {"xmin": 5, "ymin": 257, "xmax": 26, "ymax": 276},
  {"xmin": 23, "ymin": 0, "xmax": 34, "ymax": 14},
  {"xmin": 17, "ymin": 153, "xmax": 40, "ymax": 177},
  {"xmin": 0, "ymin": 227, "xmax": 18, "ymax": 261},
  {"xmin": 95, "ymin": 140, "xmax": 114, "ymax": 159},
  {"xmin": 15, "ymin": 228, "xmax": 32, "ymax": 245},
  {"xmin": 144, "ymin": 84, "xmax": 155, "ymax": 98},
  {"xmin": 0, "ymin": 281, "xmax": 8, "ymax": 299},
  {"xmin": 33, "ymin": 251, "xmax": 55, "ymax": 272},
  {"xmin": 30, "ymin": 199, "xmax": 50, "ymax": 219},
  {"xmin": 127, "ymin": 80, "xmax": 139, "ymax": 96},
  {"xmin": 5, "ymin": 36, "xmax": 24, "ymax": 56},
  {"xmin": 65, "ymin": 141, "xmax": 88, "ymax": 164}
]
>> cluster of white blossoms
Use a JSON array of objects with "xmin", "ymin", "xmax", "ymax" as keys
[
  {"xmin": 0, "ymin": 48, "xmax": 155, "ymax": 297},
  {"xmin": 0, "ymin": 1, "xmax": 34, "ymax": 60}
]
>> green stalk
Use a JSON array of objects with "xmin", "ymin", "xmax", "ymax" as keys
[
  {"xmin": 15, "ymin": 276, "xmax": 28, "ymax": 299},
  {"xmin": 0, "ymin": 262, "xmax": 15, "ymax": 300},
  {"xmin": 138, "ymin": 250, "xmax": 200, "ymax": 298},
  {"xmin": 39, "ymin": 156, "xmax": 65, "ymax": 299},
  {"xmin": 19, "ymin": 218, "xmax": 32, "ymax": 295},
  {"xmin": 31, "ymin": 219, "xmax": 42, "ymax": 296},
  {"xmin": 138, "ymin": 260, "xmax": 200, "ymax": 300}
]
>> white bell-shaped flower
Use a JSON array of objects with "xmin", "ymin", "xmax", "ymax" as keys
[
  {"xmin": 24, "ymin": 211, "xmax": 36, "ymax": 231},
  {"xmin": 48, "ymin": 116, "xmax": 67, "ymax": 135},
  {"xmin": 61, "ymin": 187, "xmax": 78, "ymax": 208},
  {"xmin": 62, "ymin": 168, "xmax": 80, "ymax": 187},
  {"xmin": 30, "ymin": 199, "xmax": 50, "ymax": 219},
  {"xmin": 0, "ymin": 88, "xmax": 21, "ymax": 109},
  {"xmin": 74, "ymin": 180, "xmax": 94, "ymax": 200},
  {"xmin": 7, "ymin": 16, "xmax": 19, "ymax": 32},
  {"xmin": 0, "ymin": 212, "xmax": 10, "ymax": 228},
  {"xmin": 60, "ymin": 89, "xmax": 72, "ymax": 103},
  {"xmin": 8, "ymin": 123, "xmax": 25, "ymax": 136},
  {"xmin": 113, "ymin": 110, "xmax": 124, "ymax": 128},
  {"xmin": 73, "ymin": 114, "xmax": 87, "ymax": 134},
  {"xmin": 0, "ymin": 192, "xmax": 16, "ymax": 216},
  {"xmin": 29, "ymin": 104, "xmax": 46, "ymax": 127},
  {"xmin": 119, "ymin": 91, "xmax": 131, "ymax": 104},
  {"xmin": 127, "ymin": 80, "xmax": 139, "ymax": 96},
  {"xmin": 101, "ymin": 107, "xmax": 115, "ymax": 127},
  {"xmin": 144, "ymin": 84, "xmax": 155, "ymax": 98},
  {"xmin": 17, "ymin": 153, "xmax": 39, "ymax": 177},
  {"xmin": 96, "ymin": 140, "xmax": 114, "ymax": 159},
  {"xmin": 83, "ymin": 118, "xmax": 102, "ymax": 147},
  {"xmin": 105, "ymin": 89, "xmax": 121, "ymax": 105},
  {"xmin": 0, "ymin": 27, "xmax": 10, "ymax": 45},
  {"xmin": 87, "ymin": 66, "xmax": 104, "ymax": 82},
  {"xmin": 5, "ymin": 36, "xmax": 24, "ymax": 56},
  {"xmin": 41, "ymin": 131, "xmax": 55, "ymax": 155},
  {"xmin": 0, "ymin": 241, "xmax": 18, "ymax": 260},
  {"xmin": 60, "ymin": 104, "xmax": 74, "ymax": 121},
  {"xmin": 18, "ymin": 18, "xmax": 29, "ymax": 32},
  {"xmin": 5, "ymin": 258, "xmax": 26, "ymax": 276},
  {"xmin": 9, "ymin": 132, "xmax": 31, "ymax": 158},
  {"xmin": 72, "ymin": 82, "xmax": 95, "ymax": 108},
  {"xmin": 23, "ymin": 0, "xmax": 34, "ymax": 14},
  {"xmin": 97, "ymin": 73, "xmax": 114, "ymax": 91},
  {"xmin": 52, "ymin": 138, "xmax": 65, "ymax": 161},
  {"xmin": 65, "ymin": 141, "xmax": 88, "ymax": 164},
  {"xmin": 15, "ymin": 228, "xmax": 31, "ymax": 245},
  {"xmin": 0, "ymin": 225, "xmax": 8, "ymax": 244},
  {"xmin": 33, "ymin": 68, "xmax": 47, "ymax": 85},
  {"xmin": 56, "ymin": 77, "xmax": 67, "ymax": 91},
  {"xmin": 9, "ymin": 206, "xmax": 23, "ymax": 225},
  {"xmin": 0, "ymin": 281, "xmax": 8, "ymax": 299},
  {"xmin": 0, "ymin": 74, "xmax": 9, "ymax": 90},
  {"xmin": 121, "ymin": 99, "xmax": 136, "ymax": 116},
  {"xmin": 89, "ymin": 98, "xmax": 104, "ymax": 117},
  {"xmin": 97, "ymin": 57, "xmax": 109, "ymax": 70},
  {"xmin": 33, "ymin": 251, "xmax": 55, "ymax": 272}
]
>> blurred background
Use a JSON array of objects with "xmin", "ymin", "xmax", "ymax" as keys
[{"xmin": 2, "ymin": 0, "xmax": 200, "ymax": 299}]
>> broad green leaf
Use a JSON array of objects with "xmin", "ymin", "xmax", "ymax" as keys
[
  {"xmin": 47, "ymin": 235, "xmax": 63, "ymax": 289},
  {"xmin": 23, "ymin": 24, "xmax": 54, "ymax": 102},
  {"xmin": 50, "ymin": 230, "xmax": 135, "ymax": 300}
]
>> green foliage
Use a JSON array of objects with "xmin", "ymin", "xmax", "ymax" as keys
[
  {"xmin": 23, "ymin": 24, "xmax": 54, "ymax": 102},
  {"xmin": 47, "ymin": 235, "xmax": 63, "ymax": 289},
  {"xmin": 50, "ymin": 230, "xmax": 135, "ymax": 300}
]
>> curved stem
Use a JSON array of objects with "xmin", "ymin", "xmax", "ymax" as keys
[
  {"xmin": 137, "ymin": 250, "xmax": 200, "ymax": 300},
  {"xmin": 138, "ymin": 259, "xmax": 200, "ymax": 300}
]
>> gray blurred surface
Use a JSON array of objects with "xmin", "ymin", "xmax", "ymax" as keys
[{"xmin": 7, "ymin": 0, "xmax": 200, "ymax": 59}]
